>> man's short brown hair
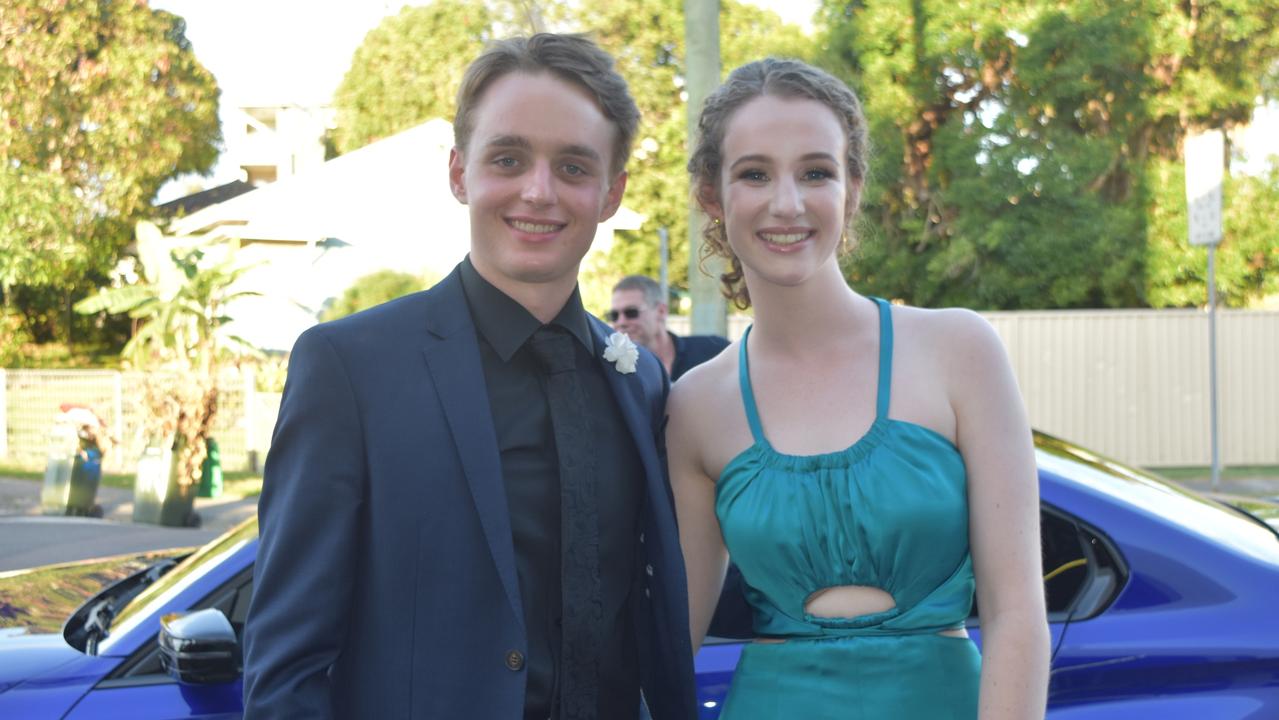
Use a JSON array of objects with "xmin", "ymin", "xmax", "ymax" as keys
[
  {"xmin": 454, "ymin": 33, "xmax": 640, "ymax": 175},
  {"xmin": 613, "ymin": 275, "xmax": 663, "ymax": 307}
]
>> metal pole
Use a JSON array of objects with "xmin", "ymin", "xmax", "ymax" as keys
[
  {"xmin": 685, "ymin": 0, "xmax": 727, "ymax": 336},
  {"xmin": 658, "ymin": 226, "xmax": 670, "ymax": 308},
  {"xmin": 244, "ymin": 366, "xmax": 257, "ymax": 474},
  {"xmin": 112, "ymin": 371, "xmax": 124, "ymax": 474},
  {"xmin": 0, "ymin": 368, "xmax": 7, "ymax": 460},
  {"xmin": 1208, "ymin": 246, "xmax": 1220, "ymax": 490}
]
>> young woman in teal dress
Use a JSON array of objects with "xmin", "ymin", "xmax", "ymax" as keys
[{"xmin": 667, "ymin": 58, "xmax": 1051, "ymax": 719}]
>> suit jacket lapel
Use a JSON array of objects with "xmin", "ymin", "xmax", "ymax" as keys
[
  {"xmin": 421, "ymin": 270, "xmax": 523, "ymax": 627},
  {"xmin": 591, "ymin": 322, "xmax": 666, "ymax": 499}
]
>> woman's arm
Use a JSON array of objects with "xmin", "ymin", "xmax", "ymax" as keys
[
  {"xmin": 945, "ymin": 310, "xmax": 1051, "ymax": 719},
  {"xmin": 666, "ymin": 378, "xmax": 731, "ymax": 653}
]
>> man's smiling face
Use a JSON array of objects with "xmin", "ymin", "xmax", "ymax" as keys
[{"xmin": 449, "ymin": 71, "xmax": 627, "ymax": 296}]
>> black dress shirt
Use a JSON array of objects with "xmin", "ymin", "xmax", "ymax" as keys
[{"xmin": 459, "ymin": 257, "xmax": 644, "ymax": 720}]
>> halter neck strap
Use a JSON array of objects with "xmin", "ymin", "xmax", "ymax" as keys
[
  {"xmin": 873, "ymin": 297, "xmax": 893, "ymax": 419},
  {"xmin": 737, "ymin": 326, "xmax": 767, "ymax": 445},
  {"xmin": 736, "ymin": 297, "xmax": 893, "ymax": 445}
]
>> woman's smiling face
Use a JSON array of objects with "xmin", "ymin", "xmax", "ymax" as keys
[{"xmin": 707, "ymin": 94, "xmax": 854, "ymax": 291}]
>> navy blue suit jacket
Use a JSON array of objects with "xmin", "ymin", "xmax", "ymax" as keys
[{"xmin": 243, "ymin": 266, "xmax": 697, "ymax": 719}]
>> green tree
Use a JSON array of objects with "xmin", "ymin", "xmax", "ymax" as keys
[
  {"xmin": 330, "ymin": 0, "xmax": 814, "ymax": 310},
  {"xmin": 579, "ymin": 0, "xmax": 815, "ymax": 299},
  {"xmin": 1146, "ymin": 161, "xmax": 1279, "ymax": 307},
  {"xmin": 332, "ymin": 0, "xmax": 498, "ymax": 154},
  {"xmin": 74, "ymin": 227, "xmax": 259, "ymax": 489},
  {"xmin": 0, "ymin": 165, "xmax": 81, "ymax": 307},
  {"xmin": 0, "ymin": 0, "xmax": 221, "ymax": 337},
  {"xmin": 331, "ymin": 0, "xmax": 567, "ymax": 154},
  {"xmin": 821, "ymin": 0, "xmax": 1279, "ymax": 309},
  {"xmin": 320, "ymin": 269, "xmax": 440, "ymax": 321}
]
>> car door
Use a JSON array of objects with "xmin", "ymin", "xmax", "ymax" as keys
[{"xmin": 62, "ymin": 569, "xmax": 253, "ymax": 719}]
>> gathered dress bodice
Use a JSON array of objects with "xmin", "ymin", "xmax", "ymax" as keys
[{"xmin": 715, "ymin": 297, "xmax": 975, "ymax": 639}]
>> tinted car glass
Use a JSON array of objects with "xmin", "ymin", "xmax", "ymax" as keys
[
  {"xmin": 98, "ymin": 521, "xmax": 257, "ymax": 655},
  {"xmin": 1035, "ymin": 435, "xmax": 1279, "ymax": 565},
  {"xmin": 0, "ymin": 551, "xmax": 183, "ymax": 637}
]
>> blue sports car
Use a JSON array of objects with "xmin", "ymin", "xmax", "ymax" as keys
[{"xmin": 1, "ymin": 433, "xmax": 1277, "ymax": 719}]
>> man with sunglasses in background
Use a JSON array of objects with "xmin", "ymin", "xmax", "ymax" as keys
[{"xmin": 608, "ymin": 275, "xmax": 728, "ymax": 383}]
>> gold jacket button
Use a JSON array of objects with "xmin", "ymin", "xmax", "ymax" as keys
[{"xmin": 505, "ymin": 650, "xmax": 525, "ymax": 671}]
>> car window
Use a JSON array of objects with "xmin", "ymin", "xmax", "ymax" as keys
[
  {"xmin": 1039, "ymin": 508, "xmax": 1125, "ymax": 621},
  {"xmin": 967, "ymin": 507, "xmax": 1125, "ymax": 626},
  {"xmin": 1036, "ymin": 439, "xmax": 1279, "ymax": 566},
  {"xmin": 104, "ymin": 568, "xmax": 253, "ymax": 682},
  {"xmin": 98, "ymin": 520, "xmax": 256, "ymax": 656},
  {"xmin": 0, "ymin": 551, "xmax": 184, "ymax": 637}
]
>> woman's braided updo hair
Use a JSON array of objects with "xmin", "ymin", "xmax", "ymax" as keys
[{"xmin": 688, "ymin": 58, "xmax": 870, "ymax": 309}]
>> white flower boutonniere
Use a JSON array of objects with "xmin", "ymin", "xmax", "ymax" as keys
[{"xmin": 603, "ymin": 332, "xmax": 639, "ymax": 374}]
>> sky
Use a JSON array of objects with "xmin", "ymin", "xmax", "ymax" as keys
[
  {"xmin": 153, "ymin": 0, "xmax": 820, "ymax": 108},
  {"xmin": 150, "ymin": 0, "xmax": 1274, "ymax": 194},
  {"xmin": 149, "ymin": 0, "xmax": 821, "ymax": 195}
]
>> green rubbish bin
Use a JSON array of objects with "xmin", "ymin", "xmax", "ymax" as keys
[{"xmin": 198, "ymin": 438, "xmax": 223, "ymax": 498}]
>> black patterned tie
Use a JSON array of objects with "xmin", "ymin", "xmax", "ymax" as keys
[{"xmin": 529, "ymin": 325, "xmax": 601, "ymax": 720}]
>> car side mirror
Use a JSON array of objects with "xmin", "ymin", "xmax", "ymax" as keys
[{"xmin": 158, "ymin": 608, "xmax": 241, "ymax": 684}]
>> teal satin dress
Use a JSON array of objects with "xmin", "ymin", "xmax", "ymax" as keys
[{"xmin": 715, "ymin": 297, "xmax": 981, "ymax": 719}]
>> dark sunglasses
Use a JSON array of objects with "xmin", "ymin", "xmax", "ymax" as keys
[{"xmin": 605, "ymin": 306, "xmax": 643, "ymax": 322}]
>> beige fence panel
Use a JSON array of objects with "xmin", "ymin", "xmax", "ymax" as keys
[
  {"xmin": 1218, "ymin": 312, "xmax": 1279, "ymax": 467},
  {"xmin": 987, "ymin": 309, "xmax": 1279, "ymax": 468}
]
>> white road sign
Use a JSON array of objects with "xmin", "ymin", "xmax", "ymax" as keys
[{"xmin": 1185, "ymin": 130, "xmax": 1224, "ymax": 247}]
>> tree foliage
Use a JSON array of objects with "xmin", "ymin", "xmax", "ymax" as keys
[
  {"xmin": 320, "ymin": 269, "xmax": 439, "ymax": 322},
  {"xmin": 331, "ymin": 0, "xmax": 498, "ymax": 154},
  {"xmin": 73, "ymin": 240, "xmax": 260, "ymax": 372},
  {"xmin": 74, "ymin": 231, "xmax": 260, "ymax": 488},
  {"xmin": 0, "ymin": 0, "xmax": 221, "ymax": 332},
  {"xmin": 329, "ymin": 0, "xmax": 814, "ymax": 307},
  {"xmin": 0, "ymin": 164, "xmax": 82, "ymax": 298},
  {"xmin": 822, "ymin": 0, "xmax": 1279, "ymax": 309},
  {"xmin": 578, "ymin": 0, "xmax": 815, "ymax": 300},
  {"xmin": 323, "ymin": 0, "xmax": 1279, "ymax": 311},
  {"xmin": 330, "ymin": 0, "xmax": 569, "ymax": 154}
]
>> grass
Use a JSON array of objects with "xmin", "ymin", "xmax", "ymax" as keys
[
  {"xmin": 0, "ymin": 463, "xmax": 263, "ymax": 499},
  {"xmin": 1, "ymin": 342, "xmax": 124, "ymax": 369},
  {"xmin": 1147, "ymin": 465, "xmax": 1279, "ymax": 483}
]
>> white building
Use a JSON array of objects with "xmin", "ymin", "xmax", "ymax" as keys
[{"xmin": 164, "ymin": 119, "xmax": 641, "ymax": 352}]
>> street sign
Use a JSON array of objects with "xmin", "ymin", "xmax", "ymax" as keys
[
  {"xmin": 1185, "ymin": 130, "xmax": 1224, "ymax": 247},
  {"xmin": 1184, "ymin": 129, "xmax": 1225, "ymax": 488}
]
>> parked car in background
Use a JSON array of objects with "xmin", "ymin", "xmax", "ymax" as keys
[{"xmin": 1, "ymin": 433, "xmax": 1277, "ymax": 718}]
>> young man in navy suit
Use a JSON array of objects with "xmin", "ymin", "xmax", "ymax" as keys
[{"xmin": 243, "ymin": 34, "xmax": 697, "ymax": 720}]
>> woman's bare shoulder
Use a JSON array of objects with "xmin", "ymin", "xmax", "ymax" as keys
[
  {"xmin": 667, "ymin": 339, "xmax": 749, "ymax": 471},
  {"xmin": 669, "ymin": 339, "xmax": 740, "ymax": 414},
  {"xmin": 894, "ymin": 304, "xmax": 1004, "ymax": 362}
]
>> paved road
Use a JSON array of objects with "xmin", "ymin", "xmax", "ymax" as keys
[{"xmin": 0, "ymin": 477, "xmax": 257, "ymax": 573}]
